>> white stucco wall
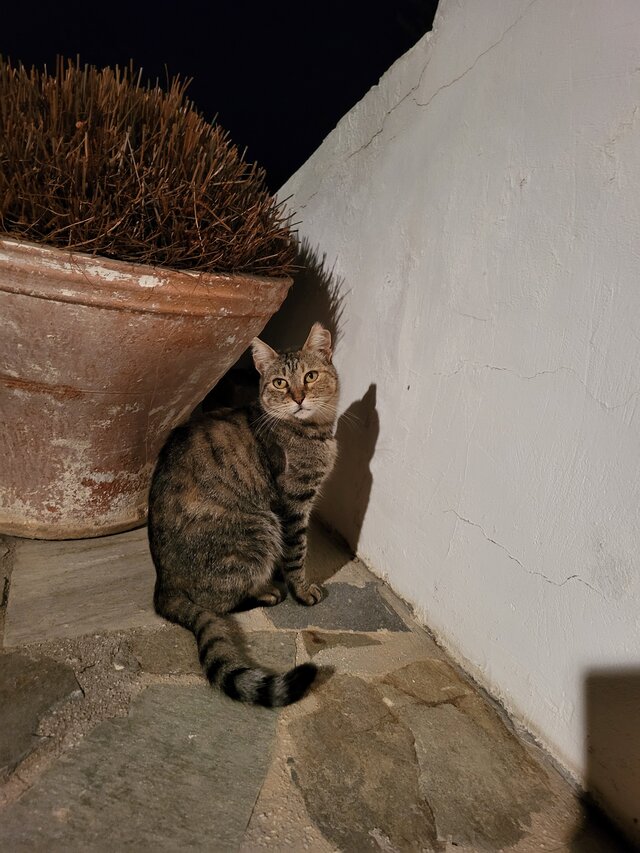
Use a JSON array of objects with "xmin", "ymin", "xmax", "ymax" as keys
[{"xmin": 279, "ymin": 0, "xmax": 640, "ymax": 840}]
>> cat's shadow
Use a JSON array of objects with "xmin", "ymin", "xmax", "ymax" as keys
[{"xmin": 312, "ymin": 383, "xmax": 379, "ymax": 579}]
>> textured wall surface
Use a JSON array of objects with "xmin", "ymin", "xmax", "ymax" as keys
[{"xmin": 279, "ymin": 0, "xmax": 640, "ymax": 840}]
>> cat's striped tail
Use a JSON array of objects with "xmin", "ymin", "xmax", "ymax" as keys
[{"xmin": 153, "ymin": 587, "xmax": 317, "ymax": 707}]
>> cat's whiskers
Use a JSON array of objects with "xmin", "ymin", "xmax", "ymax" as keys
[
  {"xmin": 252, "ymin": 408, "xmax": 279, "ymax": 441},
  {"xmin": 254, "ymin": 401, "xmax": 293, "ymax": 440},
  {"xmin": 251, "ymin": 409, "xmax": 273, "ymax": 430},
  {"xmin": 335, "ymin": 409, "xmax": 361, "ymax": 428},
  {"xmin": 255, "ymin": 417, "xmax": 279, "ymax": 442},
  {"xmin": 304, "ymin": 398, "xmax": 338, "ymax": 426}
]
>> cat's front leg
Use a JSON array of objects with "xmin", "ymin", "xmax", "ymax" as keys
[{"xmin": 280, "ymin": 503, "xmax": 322, "ymax": 605}]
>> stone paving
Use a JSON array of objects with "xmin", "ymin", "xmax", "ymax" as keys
[{"xmin": 0, "ymin": 524, "xmax": 630, "ymax": 851}]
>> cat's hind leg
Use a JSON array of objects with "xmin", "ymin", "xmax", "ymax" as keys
[
  {"xmin": 253, "ymin": 581, "xmax": 285, "ymax": 605},
  {"xmin": 233, "ymin": 580, "xmax": 285, "ymax": 611}
]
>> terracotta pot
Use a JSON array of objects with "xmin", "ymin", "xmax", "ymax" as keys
[{"xmin": 0, "ymin": 238, "xmax": 291, "ymax": 539}]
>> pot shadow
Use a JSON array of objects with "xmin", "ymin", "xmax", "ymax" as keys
[
  {"xmin": 260, "ymin": 236, "xmax": 347, "ymax": 352},
  {"xmin": 569, "ymin": 668, "xmax": 640, "ymax": 851},
  {"xmin": 203, "ymin": 238, "xmax": 346, "ymax": 411}
]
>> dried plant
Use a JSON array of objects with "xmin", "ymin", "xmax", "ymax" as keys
[{"xmin": 0, "ymin": 58, "xmax": 296, "ymax": 276}]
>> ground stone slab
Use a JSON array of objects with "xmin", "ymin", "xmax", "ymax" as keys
[
  {"xmin": 382, "ymin": 659, "xmax": 472, "ymax": 705},
  {"xmin": 267, "ymin": 582, "xmax": 409, "ymax": 632},
  {"xmin": 4, "ymin": 527, "xmax": 160, "ymax": 645},
  {"xmin": 244, "ymin": 631, "xmax": 299, "ymax": 671},
  {"xmin": 399, "ymin": 695, "xmax": 552, "ymax": 850},
  {"xmin": 0, "ymin": 684, "xmax": 279, "ymax": 851},
  {"xmin": 129, "ymin": 625, "xmax": 201, "ymax": 674},
  {"xmin": 302, "ymin": 629, "xmax": 381, "ymax": 658},
  {"xmin": 130, "ymin": 626, "xmax": 298, "ymax": 676},
  {"xmin": 288, "ymin": 674, "xmax": 438, "ymax": 851},
  {"xmin": 306, "ymin": 631, "xmax": 445, "ymax": 679},
  {"xmin": 0, "ymin": 652, "xmax": 80, "ymax": 779}
]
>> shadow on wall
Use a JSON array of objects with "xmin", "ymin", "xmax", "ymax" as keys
[
  {"xmin": 317, "ymin": 384, "xmax": 379, "ymax": 554},
  {"xmin": 260, "ymin": 237, "xmax": 347, "ymax": 351},
  {"xmin": 570, "ymin": 669, "xmax": 640, "ymax": 851},
  {"xmin": 263, "ymin": 241, "xmax": 379, "ymax": 553}
]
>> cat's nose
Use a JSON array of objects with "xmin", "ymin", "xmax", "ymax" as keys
[{"xmin": 292, "ymin": 390, "xmax": 306, "ymax": 405}]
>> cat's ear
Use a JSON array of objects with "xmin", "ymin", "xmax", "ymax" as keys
[
  {"xmin": 251, "ymin": 337, "xmax": 278, "ymax": 375},
  {"xmin": 302, "ymin": 322, "xmax": 332, "ymax": 361}
]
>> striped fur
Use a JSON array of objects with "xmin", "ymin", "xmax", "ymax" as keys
[{"xmin": 148, "ymin": 323, "xmax": 339, "ymax": 707}]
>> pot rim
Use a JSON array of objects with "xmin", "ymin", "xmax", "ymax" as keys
[{"xmin": 0, "ymin": 236, "xmax": 292, "ymax": 317}]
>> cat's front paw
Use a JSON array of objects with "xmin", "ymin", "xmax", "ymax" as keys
[{"xmin": 291, "ymin": 582, "xmax": 324, "ymax": 606}]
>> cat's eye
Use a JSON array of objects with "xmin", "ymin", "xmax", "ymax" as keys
[
  {"xmin": 304, "ymin": 371, "xmax": 319, "ymax": 384},
  {"xmin": 272, "ymin": 378, "xmax": 288, "ymax": 390}
]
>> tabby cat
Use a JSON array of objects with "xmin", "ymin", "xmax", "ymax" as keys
[{"xmin": 148, "ymin": 323, "xmax": 339, "ymax": 706}]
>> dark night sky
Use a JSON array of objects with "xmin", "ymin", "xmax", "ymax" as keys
[{"xmin": 2, "ymin": 1, "xmax": 439, "ymax": 191}]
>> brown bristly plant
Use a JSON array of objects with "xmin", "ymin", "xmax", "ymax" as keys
[{"xmin": 0, "ymin": 57, "xmax": 296, "ymax": 277}]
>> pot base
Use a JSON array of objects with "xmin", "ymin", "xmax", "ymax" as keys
[{"xmin": 0, "ymin": 510, "xmax": 148, "ymax": 541}]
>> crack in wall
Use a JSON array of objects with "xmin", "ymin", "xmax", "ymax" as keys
[
  {"xmin": 455, "ymin": 310, "xmax": 491, "ymax": 322},
  {"xmin": 345, "ymin": 0, "xmax": 544, "ymax": 163},
  {"xmin": 297, "ymin": 189, "xmax": 318, "ymax": 212},
  {"xmin": 345, "ymin": 39, "xmax": 436, "ymax": 163},
  {"xmin": 433, "ymin": 362, "xmax": 640, "ymax": 412},
  {"xmin": 443, "ymin": 509, "xmax": 603, "ymax": 597},
  {"xmin": 413, "ymin": 0, "xmax": 544, "ymax": 111}
]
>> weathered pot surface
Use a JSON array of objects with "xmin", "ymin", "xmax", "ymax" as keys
[{"xmin": 0, "ymin": 237, "xmax": 292, "ymax": 539}]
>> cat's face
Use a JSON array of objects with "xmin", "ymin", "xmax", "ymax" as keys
[{"xmin": 251, "ymin": 323, "xmax": 339, "ymax": 425}]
